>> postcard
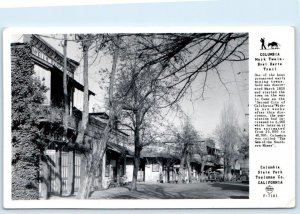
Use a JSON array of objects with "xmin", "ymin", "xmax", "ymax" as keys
[{"xmin": 3, "ymin": 26, "xmax": 295, "ymax": 208}]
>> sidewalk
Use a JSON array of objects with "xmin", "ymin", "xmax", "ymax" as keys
[
  {"xmin": 90, "ymin": 182, "xmax": 249, "ymax": 199},
  {"xmin": 49, "ymin": 182, "xmax": 249, "ymax": 200},
  {"xmin": 90, "ymin": 186, "xmax": 130, "ymax": 199},
  {"xmin": 219, "ymin": 181, "xmax": 249, "ymax": 186},
  {"xmin": 49, "ymin": 186, "xmax": 130, "ymax": 200}
]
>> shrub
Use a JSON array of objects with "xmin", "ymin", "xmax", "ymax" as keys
[{"xmin": 11, "ymin": 44, "xmax": 47, "ymax": 200}]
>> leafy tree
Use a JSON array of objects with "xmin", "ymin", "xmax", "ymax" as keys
[
  {"xmin": 114, "ymin": 52, "xmax": 171, "ymax": 190},
  {"xmin": 238, "ymin": 125, "xmax": 249, "ymax": 160},
  {"xmin": 175, "ymin": 118, "xmax": 201, "ymax": 183},
  {"xmin": 38, "ymin": 33, "xmax": 247, "ymax": 196},
  {"xmin": 215, "ymin": 103, "xmax": 240, "ymax": 180},
  {"xmin": 193, "ymin": 138, "xmax": 212, "ymax": 174},
  {"xmin": 11, "ymin": 44, "xmax": 47, "ymax": 199},
  {"xmin": 35, "ymin": 34, "xmax": 116, "ymax": 199},
  {"xmin": 77, "ymin": 33, "xmax": 248, "ymax": 193},
  {"xmin": 76, "ymin": 35, "xmax": 121, "ymax": 199}
]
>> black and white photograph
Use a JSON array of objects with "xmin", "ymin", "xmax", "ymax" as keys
[{"xmin": 9, "ymin": 32, "xmax": 250, "ymax": 201}]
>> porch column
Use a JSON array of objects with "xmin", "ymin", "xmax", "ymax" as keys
[
  {"xmin": 116, "ymin": 158, "xmax": 121, "ymax": 185},
  {"xmin": 80, "ymin": 153, "xmax": 87, "ymax": 187},
  {"xmin": 101, "ymin": 153, "xmax": 106, "ymax": 189},
  {"xmin": 67, "ymin": 149, "xmax": 74, "ymax": 196},
  {"xmin": 123, "ymin": 155, "xmax": 127, "ymax": 175}
]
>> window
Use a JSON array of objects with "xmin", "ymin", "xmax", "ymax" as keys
[
  {"xmin": 105, "ymin": 159, "xmax": 110, "ymax": 177},
  {"xmin": 33, "ymin": 65, "xmax": 51, "ymax": 105},
  {"xmin": 105, "ymin": 165, "xmax": 110, "ymax": 177},
  {"xmin": 152, "ymin": 164, "xmax": 159, "ymax": 172}
]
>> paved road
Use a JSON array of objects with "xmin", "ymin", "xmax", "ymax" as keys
[{"xmin": 90, "ymin": 182, "xmax": 249, "ymax": 199}]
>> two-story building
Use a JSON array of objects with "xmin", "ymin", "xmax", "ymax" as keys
[{"xmin": 11, "ymin": 34, "xmax": 130, "ymax": 199}]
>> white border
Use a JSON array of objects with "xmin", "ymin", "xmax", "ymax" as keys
[
  {"xmin": 3, "ymin": 26, "xmax": 295, "ymax": 209},
  {"xmin": 0, "ymin": 0, "xmax": 212, "ymax": 8}
]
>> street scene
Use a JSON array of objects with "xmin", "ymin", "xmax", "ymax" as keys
[
  {"xmin": 10, "ymin": 33, "xmax": 249, "ymax": 200},
  {"xmin": 50, "ymin": 182, "xmax": 249, "ymax": 199},
  {"xmin": 89, "ymin": 182, "xmax": 249, "ymax": 199}
]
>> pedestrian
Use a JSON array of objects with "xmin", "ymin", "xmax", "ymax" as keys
[
  {"xmin": 159, "ymin": 172, "xmax": 163, "ymax": 183},
  {"xmin": 260, "ymin": 38, "xmax": 266, "ymax": 50}
]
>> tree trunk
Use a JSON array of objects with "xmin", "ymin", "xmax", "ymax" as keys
[
  {"xmin": 186, "ymin": 154, "xmax": 192, "ymax": 183},
  {"xmin": 223, "ymin": 158, "xmax": 227, "ymax": 181},
  {"xmin": 131, "ymin": 148, "xmax": 141, "ymax": 191},
  {"xmin": 62, "ymin": 35, "xmax": 75, "ymax": 196},
  {"xmin": 178, "ymin": 140, "xmax": 189, "ymax": 183},
  {"xmin": 201, "ymin": 156, "xmax": 206, "ymax": 173},
  {"xmin": 75, "ymin": 38, "xmax": 91, "ymax": 145},
  {"xmin": 74, "ymin": 37, "xmax": 91, "ymax": 198},
  {"xmin": 131, "ymin": 110, "xmax": 141, "ymax": 191},
  {"xmin": 76, "ymin": 37, "xmax": 120, "ymax": 199},
  {"xmin": 178, "ymin": 152, "xmax": 186, "ymax": 183},
  {"xmin": 76, "ymin": 169, "xmax": 95, "ymax": 199},
  {"xmin": 76, "ymin": 131, "xmax": 108, "ymax": 199}
]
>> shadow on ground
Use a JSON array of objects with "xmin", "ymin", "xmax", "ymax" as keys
[
  {"xmin": 211, "ymin": 183, "xmax": 249, "ymax": 192},
  {"xmin": 90, "ymin": 183, "xmax": 249, "ymax": 200},
  {"xmin": 230, "ymin": 195, "xmax": 249, "ymax": 199}
]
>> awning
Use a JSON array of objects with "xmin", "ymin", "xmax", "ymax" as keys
[
  {"xmin": 68, "ymin": 77, "xmax": 95, "ymax": 96},
  {"xmin": 107, "ymin": 142, "xmax": 127, "ymax": 154},
  {"xmin": 191, "ymin": 154, "xmax": 202, "ymax": 164}
]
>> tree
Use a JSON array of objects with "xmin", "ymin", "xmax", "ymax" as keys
[
  {"xmin": 70, "ymin": 34, "xmax": 94, "ymax": 198},
  {"xmin": 11, "ymin": 43, "xmax": 47, "ymax": 199},
  {"xmin": 238, "ymin": 124, "xmax": 249, "ymax": 160},
  {"xmin": 115, "ymin": 57, "xmax": 170, "ymax": 190},
  {"xmin": 215, "ymin": 103, "xmax": 240, "ymax": 180},
  {"xmin": 76, "ymin": 35, "xmax": 121, "ymax": 199},
  {"xmin": 92, "ymin": 33, "xmax": 248, "ymax": 191},
  {"xmin": 193, "ymin": 138, "xmax": 212, "ymax": 174},
  {"xmin": 36, "ymin": 34, "xmax": 115, "ymax": 198},
  {"xmin": 174, "ymin": 118, "xmax": 201, "ymax": 183},
  {"xmin": 52, "ymin": 33, "xmax": 248, "ymax": 196},
  {"xmin": 128, "ymin": 33, "xmax": 248, "ymax": 105},
  {"xmin": 74, "ymin": 34, "xmax": 94, "ymax": 146}
]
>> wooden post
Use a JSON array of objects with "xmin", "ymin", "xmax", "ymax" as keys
[
  {"xmin": 101, "ymin": 153, "xmax": 106, "ymax": 189},
  {"xmin": 116, "ymin": 158, "xmax": 120, "ymax": 185},
  {"xmin": 123, "ymin": 155, "xmax": 126, "ymax": 175},
  {"xmin": 67, "ymin": 149, "xmax": 74, "ymax": 195},
  {"xmin": 56, "ymin": 149, "xmax": 62, "ymax": 196},
  {"xmin": 80, "ymin": 153, "xmax": 87, "ymax": 189}
]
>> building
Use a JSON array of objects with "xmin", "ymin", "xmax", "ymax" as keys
[
  {"xmin": 11, "ymin": 35, "xmax": 130, "ymax": 198},
  {"xmin": 140, "ymin": 149, "xmax": 180, "ymax": 183},
  {"xmin": 131, "ymin": 139, "xmax": 224, "ymax": 184}
]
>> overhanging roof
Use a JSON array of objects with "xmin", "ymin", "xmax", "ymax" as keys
[
  {"xmin": 24, "ymin": 37, "xmax": 96, "ymax": 96},
  {"xmin": 68, "ymin": 77, "xmax": 96, "ymax": 96},
  {"xmin": 107, "ymin": 142, "xmax": 129, "ymax": 155}
]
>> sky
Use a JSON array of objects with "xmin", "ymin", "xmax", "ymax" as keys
[
  {"xmin": 178, "ymin": 58, "xmax": 249, "ymax": 137},
  {"xmin": 11, "ymin": 33, "xmax": 249, "ymax": 137}
]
